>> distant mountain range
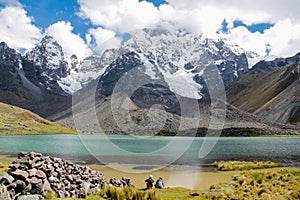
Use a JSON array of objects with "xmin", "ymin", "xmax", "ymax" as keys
[{"xmin": 0, "ymin": 28, "xmax": 299, "ymax": 135}]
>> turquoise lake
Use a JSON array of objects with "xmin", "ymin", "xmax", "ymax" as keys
[{"xmin": 0, "ymin": 135, "xmax": 299, "ymax": 166}]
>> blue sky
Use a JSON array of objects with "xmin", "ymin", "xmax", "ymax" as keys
[
  {"xmin": 0, "ymin": 0, "xmax": 299, "ymax": 59},
  {"xmin": 16, "ymin": 0, "xmax": 272, "ymax": 39},
  {"xmin": 17, "ymin": 0, "xmax": 168, "ymax": 38},
  {"xmin": 18, "ymin": 0, "xmax": 92, "ymax": 38}
]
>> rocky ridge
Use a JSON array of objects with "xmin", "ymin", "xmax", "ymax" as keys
[
  {"xmin": 52, "ymin": 92, "xmax": 298, "ymax": 136},
  {"xmin": 227, "ymin": 52, "xmax": 300, "ymax": 125}
]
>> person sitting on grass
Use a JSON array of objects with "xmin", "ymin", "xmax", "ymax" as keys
[
  {"xmin": 145, "ymin": 175, "xmax": 154, "ymax": 189},
  {"xmin": 155, "ymin": 177, "xmax": 164, "ymax": 189}
]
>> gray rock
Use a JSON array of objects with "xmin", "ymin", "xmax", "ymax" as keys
[
  {"xmin": 14, "ymin": 180, "xmax": 26, "ymax": 192},
  {"xmin": 7, "ymin": 182, "xmax": 17, "ymax": 190},
  {"xmin": 82, "ymin": 181, "xmax": 90, "ymax": 195},
  {"xmin": 31, "ymin": 157, "xmax": 40, "ymax": 165},
  {"xmin": 33, "ymin": 162, "xmax": 43, "ymax": 168},
  {"xmin": 14, "ymin": 158, "xmax": 29, "ymax": 165},
  {"xmin": 9, "ymin": 170, "xmax": 29, "ymax": 180},
  {"xmin": 66, "ymin": 175, "xmax": 73, "ymax": 182},
  {"xmin": 8, "ymin": 188, "xmax": 15, "ymax": 198},
  {"xmin": 17, "ymin": 195, "xmax": 41, "ymax": 200},
  {"xmin": 34, "ymin": 153, "xmax": 42, "ymax": 157},
  {"xmin": 35, "ymin": 170, "xmax": 46, "ymax": 179},
  {"xmin": 58, "ymin": 190, "xmax": 65, "ymax": 198},
  {"xmin": 48, "ymin": 176, "xmax": 59, "ymax": 183},
  {"xmin": 8, "ymin": 163, "xmax": 20, "ymax": 170},
  {"xmin": 30, "ymin": 177, "xmax": 42, "ymax": 186},
  {"xmin": 0, "ymin": 175, "xmax": 14, "ymax": 185},
  {"xmin": 23, "ymin": 183, "xmax": 32, "ymax": 194},
  {"xmin": 27, "ymin": 169, "xmax": 37, "ymax": 177},
  {"xmin": 18, "ymin": 152, "xmax": 28, "ymax": 158},
  {"xmin": 0, "ymin": 185, "xmax": 12, "ymax": 200},
  {"xmin": 42, "ymin": 179, "xmax": 52, "ymax": 197}
]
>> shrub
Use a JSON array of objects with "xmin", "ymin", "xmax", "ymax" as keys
[{"xmin": 98, "ymin": 186, "xmax": 159, "ymax": 200}]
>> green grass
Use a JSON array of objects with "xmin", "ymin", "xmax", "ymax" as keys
[
  {"xmin": 51, "ymin": 187, "xmax": 204, "ymax": 200},
  {"xmin": 156, "ymin": 187, "xmax": 205, "ymax": 200},
  {"xmin": 53, "ymin": 196, "xmax": 105, "ymax": 200},
  {"xmin": 205, "ymin": 168, "xmax": 300, "ymax": 200},
  {"xmin": 0, "ymin": 163, "xmax": 9, "ymax": 176},
  {"xmin": 0, "ymin": 102, "xmax": 76, "ymax": 135},
  {"xmin": 210, "ymin": 160, "xmax": 284, "ymax": 171},
  {"xmin": 51, "ymin": 186, "xmax": 159, "ymax": 200}
]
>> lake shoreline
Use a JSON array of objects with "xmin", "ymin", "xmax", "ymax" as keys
[
  {"xmin": 1, "ymin": 153, "xmax": 299, "ymax": 191},
  {"xmin": 1, "ymin": 132, "xmax": 300, "ymax": 137}
]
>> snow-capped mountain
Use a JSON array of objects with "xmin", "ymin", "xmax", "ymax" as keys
[
  {"xmin": 22, "ymin": 36, "xmax": 69, "ymax": 95},
  {"xmin": 1, "ymin": 29, "xmax": 253, "ymax": 104},
  {"xmin": 97, "ymin": 28, "xmax": 249, "ymax": 101},
  {"xmin": 58, "ymin": 49, "xmax": 118, "ymax": 93},
  {"xmin": 0, "ymin": 42, "xmax": 28, "ymax": 101}
]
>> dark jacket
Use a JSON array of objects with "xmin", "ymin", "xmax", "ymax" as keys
[{"xmin": 145, "ymin": 177, "xmax": 154, "ymax": 189}]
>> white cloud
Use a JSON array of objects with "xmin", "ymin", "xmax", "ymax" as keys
[
  {"xmin": 225, "ymin": 19, "xmax": 300, "ymax": 57},
  {"xmin": 263, "ymin": 19, "xmax": 300, "ymax": 57},
  {"xmin": 78, "ymin": 0, "xmax": 161, "ymax": 32},
  {"xmin": 0, "ymin": 0, "xmax": 21, "ymax": 7},
  {"xmin": 0, "ymin": 6, "xmax": 42, "ymax": 50},
  {"xmin": 226, "ymin": 27, "xmax": 267, "ymax": 56},
  {"xmin": 46, "ymin": 21, "xmax": 92, "ymax": 60},
  {"xmin": 77, "ymin": 0, "xmax": 300, "ymax": 57},
  {"xmin": 87, "ymin": 27, "xmax": 122, "ymax": 54},
  {"xmin": 166, "ymin": 0, "xmax": 300, "ymax": 23}
]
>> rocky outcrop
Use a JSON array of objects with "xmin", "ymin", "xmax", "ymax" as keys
[
  {"xmin": 0, "ymin": 42, "xmax": 31, "ymax": 104},
  {"xmin": 0, "ymin": 152, "xmax": 109, "ymax": 199}
]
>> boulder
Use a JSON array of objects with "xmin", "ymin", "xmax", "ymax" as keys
[
  {"xmin": 48, "ymin": 176, "xmax": 59, "ymax": 183},
  {"xmin": 9, "ymin": 170, "xmax": 29, "ymax": 180},
  {"xmin": 0, "ymin": 175, "xmax": 15, "ymax": 185},
  {"xmin": 41, "ymin": 179, "xmax": 52, "ymax": 197},
  {"xmin": 17, "ymin": 195, "xmax": 41, "ymax": 200},
  {"xmin": 35, "ymin": 171, "xmax": 46, "ymax": 179},
  {"xmin": 30, "ymin": 177, "xmax": 42, "ymax": 186},
  {"xmin": 27, "ymin": 169, "xmax": 37, "ymax": 177},
  {"xmin": 0, "ymin": 185, "xmax": 12, "ymax": 200},
  {"xmin": 82, "ymin": 181, "xmax": 91, "ymax": 195},
  {"xmin": 14, "ymin": 180, "xmax": 26, "ymax": 193}
]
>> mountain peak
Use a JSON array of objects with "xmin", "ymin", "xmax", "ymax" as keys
[
  {"xmin": 0, "ymin": 41, "xmax": 9, "ymax": 49},
  {"xmin": 21, "ymin": 35, "xmax": 69, "ymax": 95},
  {"xmin": 0, "ymin": 41, "xmax": 17, "ymax": 55},
  {"xmin": 41, "ymin": 35, "xmax": 58, "ymax": 45},
  {"xmin": 0, "ymin": 41, "xmax": 21, "ymax": 64},
  {"xmin": 25, "ymin": 35, "xmax": 66, "ymax": 68}
]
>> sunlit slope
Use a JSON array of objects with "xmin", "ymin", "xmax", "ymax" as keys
[{"xmin": 0, "ymin": 102, "xmax": 76, "ymax": 134}]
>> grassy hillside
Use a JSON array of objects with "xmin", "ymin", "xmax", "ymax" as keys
[
  {"xmin": 227, "ymin": 61, "xmax": 300, "ymax": 125},
  {"xmin": 0, "ymin": 102, "xmax": 76, "ymax": 135}
]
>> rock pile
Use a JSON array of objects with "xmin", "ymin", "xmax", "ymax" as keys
[
  {"xmin": 0, "ymin": 152, "xmax": 108, "ymax": 199},
  {"xmin": 109, "ymin": 177, "xmax": 135, "ymax": 188}
]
